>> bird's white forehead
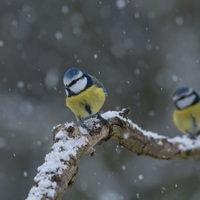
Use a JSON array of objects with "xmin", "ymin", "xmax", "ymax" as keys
[
  {"xmin": 69, "ymin": 77, "xmax": 87, "ymax": 94},
  {"xmin": 63, "ymin": 71, "xmax": 83, "ymax": 86},
  {"xmin": 176, "ymin": 94, "xmax": 196, "ymax": 109}
]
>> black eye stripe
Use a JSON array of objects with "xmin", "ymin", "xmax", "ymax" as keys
[
  {"xmin": 180, "ymin": 95, "xmax": 188, "ymax": 100},
  {"xmin": 68, "ymin": 79, "xmax": 78, "ymax": 87},
  {"xmin": 177, "ymin": 93, "xmax": 192, "ymax": 100},
  {"xmin": 68, "ymin": 76, "xmax": 84, "ymax": 87}
]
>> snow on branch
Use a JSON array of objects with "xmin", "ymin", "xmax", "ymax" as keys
[{"xmin": 26, "ymin": 108, "xmax": 200, "ymax": 200}]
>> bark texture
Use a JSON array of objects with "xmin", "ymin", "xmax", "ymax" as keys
[{"xmin": 27, "ymin": 108, "xmax": 200, "ymax": 200}]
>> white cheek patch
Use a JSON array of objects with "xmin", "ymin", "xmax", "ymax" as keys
[
  {"xmin": 63, "ymin": 71, "xmax": 83, "ymax": 86},
  {"xmin": 69, "ymin": 77, "xmax": 87, "ymax": 94},
  {"xmin": 177, "ymin": 95, "xmax": 196, "ymax": 109}
]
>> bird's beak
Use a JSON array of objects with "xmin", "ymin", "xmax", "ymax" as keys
[{"xmin": 172, "ymin": 95, "xmax": 179, "ymax": 102}]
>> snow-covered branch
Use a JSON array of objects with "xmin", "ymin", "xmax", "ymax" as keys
[{"xmin": 26, "ymin": 108, "xmax": 200, "ymax": 200}]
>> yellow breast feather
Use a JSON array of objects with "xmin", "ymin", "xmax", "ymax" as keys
[
  {"xmin": 66, "ymin": 85, "xmax": 106, "ymax": 120},
  {"xmin": 173, "ymin": 102, "xmax": 200, "ymax": 134}
]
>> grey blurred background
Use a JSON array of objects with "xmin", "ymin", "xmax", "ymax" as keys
[{"xmin": 1, "ymin": 0, "xmax": 200, "ymax": 199}]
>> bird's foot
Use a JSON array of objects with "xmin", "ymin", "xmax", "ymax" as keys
[{"xmin": 97, "ymin": 113, "xmax": 109, "ymax": 127}]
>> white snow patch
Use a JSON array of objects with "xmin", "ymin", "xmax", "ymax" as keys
[
  {"xmin": 115, "ymin": 145, "xmax": 122, "ymax": 154},
  {"xmin": 122, "ymin": 165, "xmax": 126, "ymax": 171},
  {"xmin": 168, "ymin": 135, "xmax": 200, "ymax": 150},
  {"xmin": 0, "ymin": 40, "xmax": 4, "ymax": 47},
  {"xmin": 37, "ymin": 141, "xmax": 42, "ymax": 146},
  {"xmin": 97, "ymin": 181, "xmax": 101, "ymax": 185},
  {"xmin": 135, "ymin": 68, "xmax": 140, "ymax": 75},
  {"xmin": 64, "ymin": 122, "xmax": 76, "ymax": 128},
  {"xmin": 103, "ymin": 110, "xmax": 200, "ymax": 151},
  {"xmin": 176, "ymin": 16, "xmax": 184, "ymax": 26},
  {"xmin": 137, "ymin": 128, "xmax": 166, "ymax": 140},
  {"xmin": 134, "ymin": 12, "xmax": 140, "ymax": 19},
  {"xmin": 148, "ymin": 111, "xmax": 155, "ymax": 117},
  {"xmin": 45, "ymin": 68, "xmax": 59, "ymax": 89},
  {"xmin": 161, "ymin": 187, "xmax": 166, "ymax": 193},
  {"xmin": 102, "ymin": 110, "xmax": 166, "ymax": 142},
  {"xmin": 157, "ymin": 140, "xmax": 163, "ymax": 145},
  {"xmin": 24, "ymin": 171, "xmax": 28, "ymax": 177},
  {"xmin": 26, "ymin": 128, "xmax": 88, "ymax": 200},
  {"xmin": 103, "ymin": 110, "xmax": 200, "ymax": 152},
  {"xmin": 115, "ymin": 105, "xmax": 121, "ymax": 110},
  {"xmin": 61, "ymin": 5, "xmax": 69, "ymax": 15},
  {"xmin": 138, "ymin": 174, "xmax": 144, "ymax": 181},
  {"xmin": 172, "ymin": 75, "xmax": 178, "ymax": 82},
  {"xmin": 55, "ymin": 31, "xmax": 63, "ymax": 41},
  {"xmin": 101, "ymin": 110, "xmax": 120, "ymax": 119},
  {"xmin": 53, "ymin": 124, "xmax": 62, "ymax": 130},
  {"xmin": 99, "ymin": 191, "xmax": 124, "ymax": 200},
  {"xmin": 17, "ymin": 81, "xmax": 25, "ymax": 88},
  {"xmin": 79, "ymin": 126, "xmax": 89, "ymax": 134},
  {"xmin": 116, "ymin": 0, "xmax": 126, "ymax": 9},
  {"xmin": 95, "ymin": 123, "xmax": 101, "ymax": 128},
  {"xmin": 94, "ymin": 53, "xmax": 98, "ymax": 59},
  {"xmin": 123, "ymin": 132, "xmax": 130, "ymax": 139}
]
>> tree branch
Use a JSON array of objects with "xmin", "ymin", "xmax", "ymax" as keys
[{"xmin": 26, "ymin": 108, "xmax": 200, "ymax": 200}]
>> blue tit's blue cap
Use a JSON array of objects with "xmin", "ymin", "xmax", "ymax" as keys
[
  {"xmin": 63, "ymin": 68, "xmax": 81, "ymax": 79},
  {"xmin": 172, "ymin": 87, "xmax": 194, "ymax": 101},
  {"xmin": 63, "ymin": 68, "xmax": 83, "ymax": 86}
]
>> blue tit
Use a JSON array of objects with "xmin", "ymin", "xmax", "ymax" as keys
[
  {"xmin": 172, "ymin": 87, "xmax": 200, "ymax": 136},
  {"xmin": 63, "ymin": 68, "xmax": 107, "ymax": 125}
]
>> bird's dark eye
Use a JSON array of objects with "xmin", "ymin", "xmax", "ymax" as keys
[
  {"xmin": 179, "ymin": 96, "xmax": 185, "ymax": 100},
  {"xmin": 68, "ymin": 79, "xmax": 78, "ymax": 87}
]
